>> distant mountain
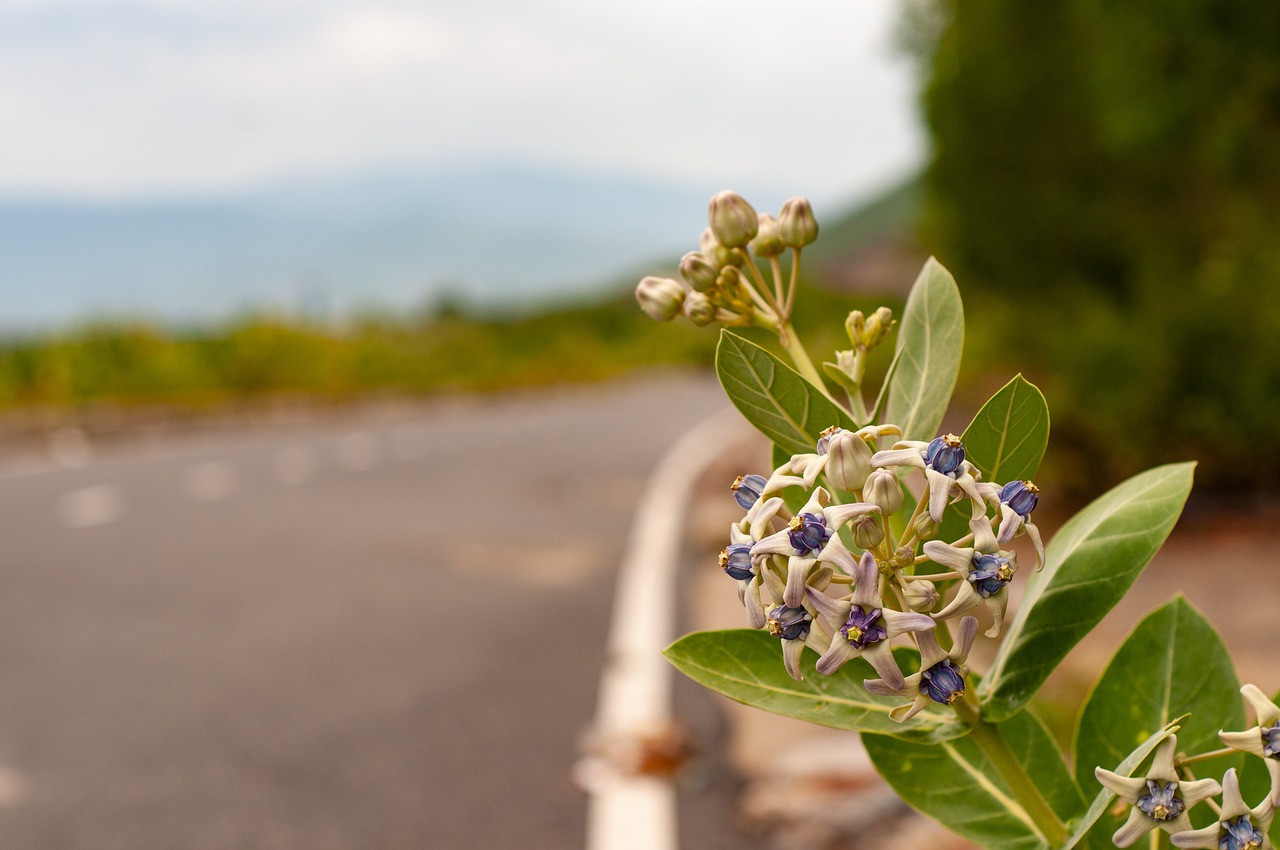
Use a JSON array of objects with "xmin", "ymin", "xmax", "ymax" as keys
[{"xmin": 0, "ymin": 166, "xmax": 721, "ymax": 331}]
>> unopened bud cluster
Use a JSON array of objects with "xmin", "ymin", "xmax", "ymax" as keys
[
  {"xmin": 720, "ymin": 424, "xmax": 1047, "ymax": 722},
  {"xmin": 635, "ymin": 190, "xmax": 819, "ymax": 330}
]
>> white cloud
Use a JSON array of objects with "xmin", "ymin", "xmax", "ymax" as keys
[{"xmin": 0, "ymin": 0, "xmax": 922, "ymax": 204}]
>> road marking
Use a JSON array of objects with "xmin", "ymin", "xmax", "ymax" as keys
[
  {"xmin": 183, "ymin": 461, "xmax": 237, "ymax": 501},
  {"xmin": 59, "ymin": 485, "xmax": 123, "ymax": 528},
  {"xmin": 0, "ymin": 765, "xmax": 28, "ymax": 805},
  {"xmin": 272, "ymin": 445, "xmax": 316, "ymax": 486},
  {"xmin": 336, "ymin": 432, "xmax": 380, "ymax": 471},
  {"xmin": 585, "ymin": 407, "xmax": 746, "ymax": 850}
]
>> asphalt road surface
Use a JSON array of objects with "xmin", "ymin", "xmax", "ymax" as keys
[{"xmin": 0, "ymin": 373, "xmax": 747, "ymax": 850}]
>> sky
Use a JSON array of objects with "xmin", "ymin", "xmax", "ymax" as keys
[{"xmin": 0, "ymin": 0, "xmax": 924, "ymax": 206}]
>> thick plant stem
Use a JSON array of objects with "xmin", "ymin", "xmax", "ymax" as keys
[
  {"xmin": 779, "ymin": 322, "xmax": 839, "ymax": 406},
  {"xmin": 953, "ymin": 697, "xmax": 1069, "ymax": 847}
]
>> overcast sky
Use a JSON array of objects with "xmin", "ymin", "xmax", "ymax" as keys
[{"xmin": 0, "ymin": 0, "xmax": 923, "ymax": 205}]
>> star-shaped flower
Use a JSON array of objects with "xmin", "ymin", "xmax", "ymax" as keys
[
  {"xmin": 1094, "ymin": 734, "xmax": 1221, "ymax": 847},
  {"xmin": 804, "ymin": 551, "xmax": 935, "ymax": 689},
  {"xmin": 750, "ymin": 487, "xmax": 879, "ymax": 607},
  {"xmin": 725, "ymin": 496, "xmax": 787, "ymax": 628},
  {"xmin": 922, "ymin": 537, "xmax": 1018, "ymax": 637},
  {"xmin": 977, "ymin": 479, "xmax": 1045, "ymax": 569},
  {"xmin": 1171, "ymin": 768, "xmax": 1273, "ymax": 850},
  {"xmin": 870, "ymin": 434, "xmax": 984, "ymax": 523},
  {"xmin": 1220, "ymin": 684, "xmax": 1280, "ymax": 803},
  {"xmin": 865, "ymin": 615, "xmax": 978, "ymax": 722}
]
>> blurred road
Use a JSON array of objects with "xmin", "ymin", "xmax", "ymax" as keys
[{"xmin": 0, "ymin": 373, "xmax": 739, "ymax": 850}]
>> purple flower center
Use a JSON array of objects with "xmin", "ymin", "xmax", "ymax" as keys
[
  {"xmin": 999, "ymin": 480, "xmax": 1040, "ymax": 517},
  {"xmin": 732, "ymin": 474, "xmax": 767, "ymax": 510},
  {"xmin": 766, "ymin": 605, "xmax": 811, "ymax": 641},
  {"xmin": 1136, "ymin": 780, "xmax": 1184, "ymax": 822},
  {"xmin": 921, "ymin": 659, "xmax": 965, "ymax": 705},
  {"xmin": 787, "ymin": 513, "xmax": 831, "ymax": 556},
  {"xmin": 1220, "ymin": 815, "xmax": 1265, "ymax": 850},
  {"xmin": 924, "ymin": 435, "xmax": 965, "ymax": 476},
  {"xmin": 1263, "ymin": 722, "xmax": 1280, "ymax": 758},
  {"xmin": 969, "ymin": 553, "xmax": 1014, "ymax": 597},
  {"xmin": 720, "ymin": 544, "xmax": 754, "ymax": 581},
  {"xmin": 840, "ymin": 606, "xmax": 887, "ymax": 649}
]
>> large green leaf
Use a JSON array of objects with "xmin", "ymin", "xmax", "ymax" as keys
[
  {"xmin": 865, "ymin": 709, "xmax": 1085, "ymax": 850},
  {"xmin": 884, "ymin": 257, "xmax": 964, "ymax": 442},
  {"xmin": 981, "ymin": 462, "xmax": 1195, "ymax": 722},
  {"xmin": 1074, "ymin": 597, "xmax": 1243, "ymax": 839},
  {"xmin": 716, "ymin": 330, "xmax": 857, "ymax": 456},
  {"xmin": 960, "ymin": 374, "xmax": 1050, "ymax": 484},
  {"xmin": 663, "ymin": 629, "xmax": 968, "ymax": 743},
  {"xmin": 1061, "ymin": 722, "xmax": 1181, "ymax": 850}
]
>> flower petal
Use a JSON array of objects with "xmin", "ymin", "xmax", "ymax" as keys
[
  {"xmin": 861, "ymin": 641, "xmax": 906, "ymax": 691},
  {"xmin": 925, "ymin": 469, "xmax": 952, "ymax": 522},
  {"xmin": 815, "ymin": 636, "xmax": 860, "ymax": 676},
  {"xmin": 1219, "ymin": 728, "xmax": 1266, "ymax": 758},
  {"xmin": 784, "ymin": 557, "xmax": 815, "ymax": 607},
  {"xmin": 922, "ymin": 540, "xmax": 975, "ymax": 573},
  {"xmin": 888, "ymin": 693, "xmax": 931, "ymax": 723},
  {"xmin": 781, "ymin": 637, "xmax": 807, "ymax": 681},
  {"xmin": 934, "ymin": 581, "xmax": 983, "ymax": 623},
  {"xmin": 1094, "ymin": 767, "xmax": 1147, "ymax": 801},
  {"xmin": 1112, "ymin": 806, "xmax": 1157, "ymax": 848},
  {"xmin": 869, "ymin": 447, "xmax": 925, "ymax": 469},
  {"xmin": 1170, "ymin": 824, "xmax": 1223, "ymax": 849},
  {"xmin": 1243, "ymin": 684, "xmax": 1280, "ymax": 725},
  {"xmin": 1220, "ymin": 768, "xmax": 1251, "ymax": 820},
  {"xmin": 881, "ymin": 608, "xmax": 936, "ymax": 638},
  {"xmin": 952, "ymin": 616, "xmax": 979, "ymax": 662}
]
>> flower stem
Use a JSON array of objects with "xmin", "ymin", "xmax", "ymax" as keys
[
  {"xmin": 952, "ymin": 697, "xmax": 1069, "ymax": 847},
  {"xmin": 1177, "ymin": 747, "xmax": 1235, "ymax": 766},
  {"xmin": 779, "ymin": 321, "xmax": 839, "ymax": 406}
]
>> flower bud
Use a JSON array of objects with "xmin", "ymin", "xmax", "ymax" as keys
[
  {"xmin": 778, "ymin": 197, "xmax": 818, "ymax": 247},
  {"xmin": 851, "ymin": 513, "xmax": 884, "ymax": 550},
  {"xmin": 635, "ymin": 276, "xmax": 685, "ymax": 322},
  {"xmin": 679, "ymin": 251, "xmax": 719, "ymax": 292},
  {"xmin": 699, "ymin": 228, "xmax": 719, "ymax": 259},
  {"xmin": 863, "ymin": 469, "xmax": 904, "ymax": 515},
  {"xmin": 912, "ymin": 512, "xmax": 940, "ymax": 542},
  {"xmin": 862, "ymin": 307, "xmax": 894, "ymax": 349},
  {"xmin": 708, "ymin": 190, "xmax": 759, "ymax": 249},
  {"xmin": 717, "ymin": 265, "xmax": 747, "ymax": 299},
  {"xmin": 822, "ymin": 427, "xmax": 873, "ymax": 492},
  {"xmin": 749, "ymin": 214, "xmax": 785, "ymax": 258},
  {"xmin": 845, "ymin": 310, "xmax": 865, "ymax": 346},
  {"xmin": 902, "ymin": 579, "xmax": 940, "ymax": 612},
  {"xmin": 683, "ymin": 290, "xmax": 716, "ymax": 326}
]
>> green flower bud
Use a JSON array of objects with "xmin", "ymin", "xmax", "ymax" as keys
[
  {"xmin": 845, "ymin": 310, "xmax": 866, "ymax": 346},
  {"xmin": 863, "ymin": 469, "xmax": 904, "ymax": 516},
  {"xmin": 717, "ymin": 265, "xmax": 746, "ymax": 297},
  {"xmin": 679, "ymin": 251, "xmax": 719, "ymax": 292},
  {"xmin": 635, "ymin": 276, "xmax": 686, "ymax": 322},
  {"xmin": 749, "ymin": 214, "xmax": 785, "ymax": 258},
  {"xmin": 699, "ymin": 227, "xmax": 719, "ymax": 260},
  {"xmin": 902, "ymin": 578, "xmax": 940, "ymax": 612},
  {"xmin": 778, "ymin": 197, "xmax": 818, "ymax": 247},
  {"xmin": 862, "ymin": 307, "xmax": 895, "ymax": 349},
  {"xmin": 911, "ymin": 512, "xmax": 939, "ymax": 542},
  {"xmin": 708, "ymin": 190, "xmax": 759, "ymax": 249},
  {"xmin": 714, "ymin": 245, "xmax": 746, "ymax": 269},
  {"xmin": 851, "ymin": 512, "xmax": 884, "ymax": 550},
  {"xmin": 682, "ymin": 291, "xmax": 716, "ymax": 326}
]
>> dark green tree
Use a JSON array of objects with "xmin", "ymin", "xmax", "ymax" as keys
[{"xmin": 912, "ymin": 0, "xmax": 1280, "ymax": 492}]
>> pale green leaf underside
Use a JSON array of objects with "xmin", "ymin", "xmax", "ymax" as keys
[
  {"xmin": 865, "ymin": 709, "xmax": 1085, "ymax": 850},
  {"xmin": 982, "ymin": 462, "xmax": 1195, "ymax": 722},
  {"xmin": 885, "ymin": 257, "xmax": 964, "ymax": 442},
  {"xmin": 716, "ymin": 330, "xmax": 857, "ymax": 456},
  {"xmin": 663, "ymin": 629, "xmax": 968, "ymax": 743}
]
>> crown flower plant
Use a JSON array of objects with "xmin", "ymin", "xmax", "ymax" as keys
[{"xmin": 637, "ymin": 190, "xmax": 1279, "ymax": 849}]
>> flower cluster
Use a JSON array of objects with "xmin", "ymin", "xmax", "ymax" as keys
[
  {"xmin": 635, "ymin": 191, "xmax": 818, "ymax": 332},
  {"xmin": 1096, "ymin": 687, "xmax": 1280, "ymax": 850},
  {"xmin": 720, "ymin": 422, "xmax": 1046, "ymax": 721}
]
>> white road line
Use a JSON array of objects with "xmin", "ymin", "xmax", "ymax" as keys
[
  {"xmin": 59, "ymin": 485, "xmax": 123, "ymax": 528},
  {"xmin": 272, "ymin": 445, "xmax": 316, "ymax": 486},
  {"xmin": 183, "ymin": 461, "xmax": 237, "ymax": 501},
  {"xmin": 584, "ymin": 406, "xmax": 746, "ymax": 850},
  {"xmin": 336, "ymin": 432, "xmax": 380, "ymax": 471}
]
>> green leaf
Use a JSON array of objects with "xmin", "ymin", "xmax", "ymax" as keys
[
  {"xmin": 1061, "ymin": 722, "xmax": 1181, "ymax": 850},
  {"xmin": 716, "ymin": 330, "xmax": 857, "ymax": 456},
  {"xmin": 932, "ymin": 374, "xmax": 1052, "ymax": 545},
  {"xmin": 960, "ymin": 374, "xmax": 1050, "ymax": 484},
  {"xmin": 884, "ymin": 257, "xmax": 965, "ymax": 441},
  {"xmin": 865, "ymin": 709, "xmax": 1085, "ymax": 850},
  {"xmin": 981, "ymin": 462, "xmax": 1196, "ymax": 722},
  {"xmin": 1074, "ymin": 597, "xmax": 1243, "ymax": 838},
  {"xmin": 663, "ymin": 629, "xmax": 968, "ymax": 743}
]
